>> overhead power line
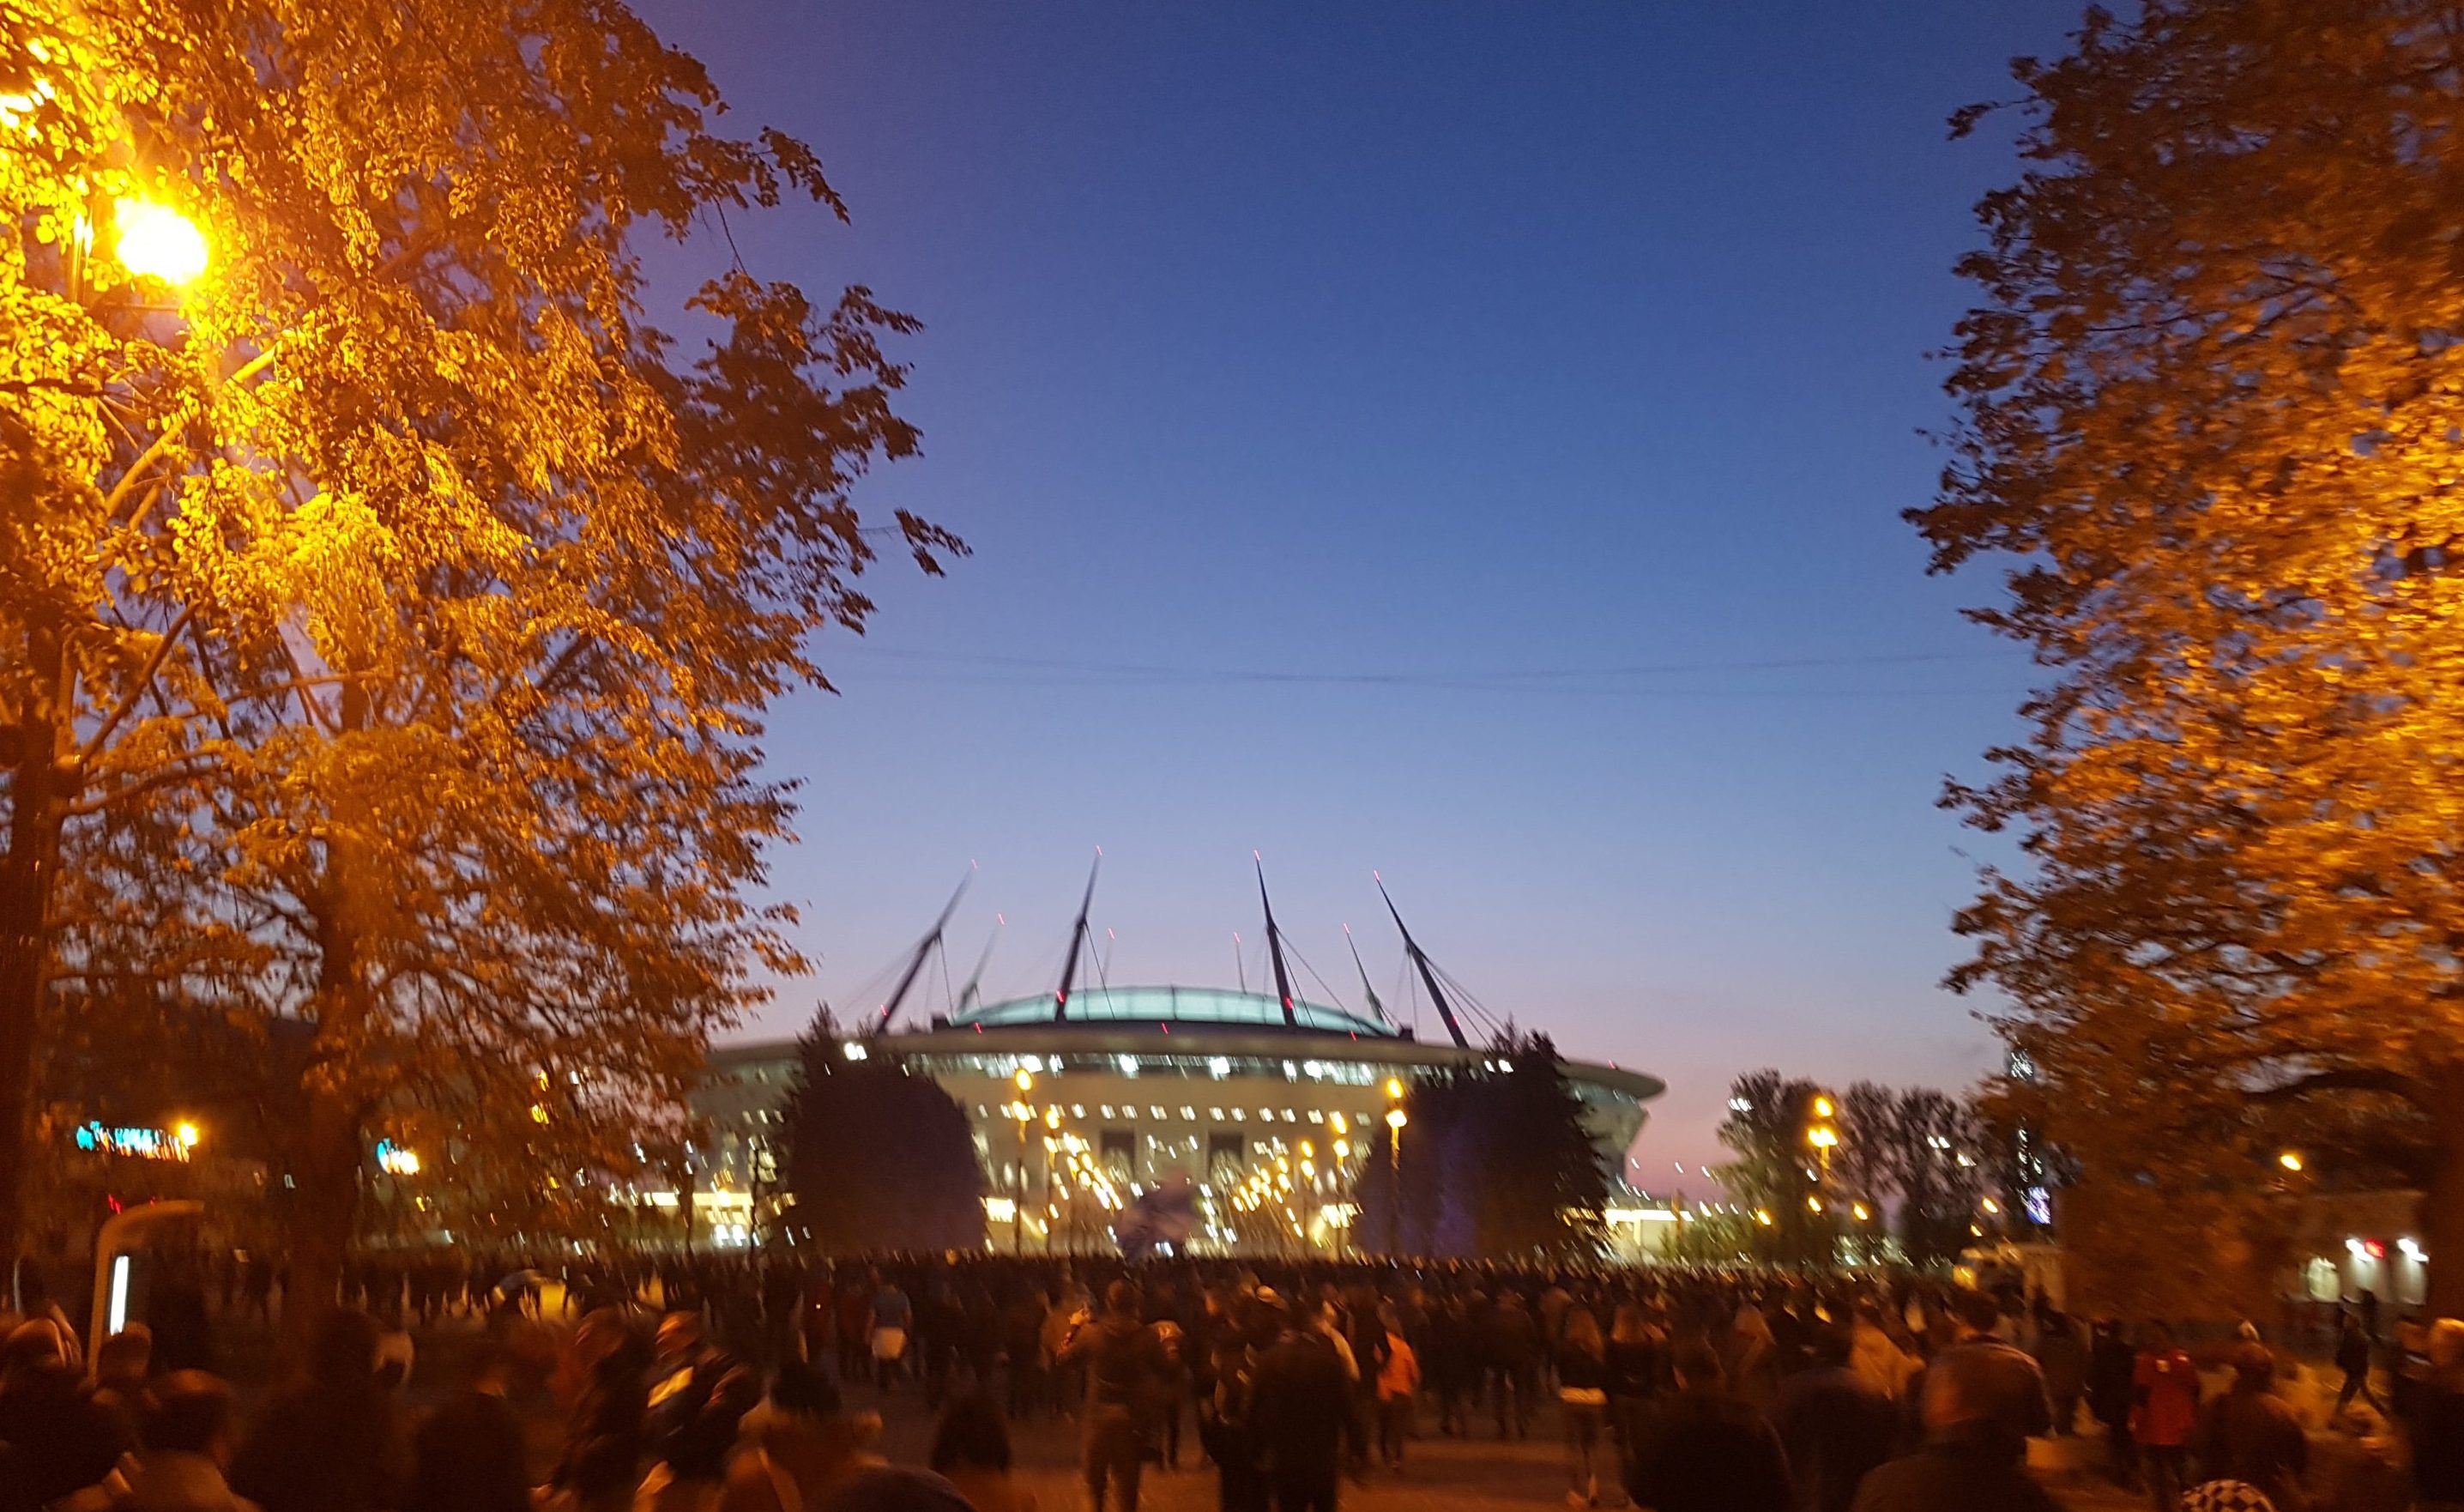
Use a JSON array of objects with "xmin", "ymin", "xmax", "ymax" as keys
[{"xmin": 826, "ymin": 646, "xmax": 2026, "ymax": 699}]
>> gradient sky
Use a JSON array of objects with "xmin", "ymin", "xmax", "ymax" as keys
[{"xmin": 625, "ymin": 0, "xmax": 2084, "ymax": 1194}]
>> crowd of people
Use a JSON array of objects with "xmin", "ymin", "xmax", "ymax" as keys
[{"xmin": 0, "ymin": 1250, "xmax": 2459, "ymax": 1512}]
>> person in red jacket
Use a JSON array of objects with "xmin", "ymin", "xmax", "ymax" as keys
[{"xmin": 2131, "ymin": 1321, "xmax": 2201, "ymax": 1512}]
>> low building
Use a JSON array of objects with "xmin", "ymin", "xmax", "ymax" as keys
[{"xmin": 2283, "ymin": 1188, "xmax": 2431, "ymax": 1310}]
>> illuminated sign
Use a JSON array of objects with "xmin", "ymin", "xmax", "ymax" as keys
[{"xmin": 71, "ymin": 1122, "xmax": 196, "ymax": 1161}]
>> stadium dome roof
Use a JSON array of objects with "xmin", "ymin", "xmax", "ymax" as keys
[{"xmin": 950, "ymin": 985, "xmax": 1398, "ymax": 1039}]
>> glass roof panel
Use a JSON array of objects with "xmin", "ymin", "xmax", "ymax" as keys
[{"xmin": 951, "ymin": 985, "xmax": 1398, "ymax": 1038}]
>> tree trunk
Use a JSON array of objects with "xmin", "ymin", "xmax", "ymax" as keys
[
  {"xmin": 0, "ymin": 614, "xmax": 69, "ymax": 1291},
  {"xmin": 2425, "ymin": 1085, "xmax": 2464, "ymax": 1320},
  {"xmin": 278, "ymin": 686, "xmax": 374, "ymax": 1356},
  {"xmin": 280, "ymin": 1079, "xmax": 365, "ymax": 1352}
]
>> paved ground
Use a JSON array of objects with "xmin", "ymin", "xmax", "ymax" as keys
[
  {"xmin": 289, "ymin": 1310, "xmax": 2395, "ymax": 1512},
  {"xmin": 874, "ymin": 1394, "xmax": 1657, "ymax": 1512},
  {"xmin": 861, "ymin": 1382, "xmax": 2145, "ymax": 1512}
]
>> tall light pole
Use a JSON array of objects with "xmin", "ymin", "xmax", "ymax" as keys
[
  {"xmin": 1012, "ymin": 1069, "xmax": 1033, "ymax": 1255},
  {"xmin": 1384, "ymin": 1076, "xmax": 1407, "ymax": 1255},
  {"xmin": 1803, "ymin": 1092, "xmax": 1839, "ymax": 1267},
  {"xmin": 1042, "ymin": 1105, "xmax": 1061, "ymax": 1255},
  {"xmin": 1328, "ymin": 1113, "xmax": 1350, "ymax": 1259},
  {"xmin": 0, "ymin": 191, "xmax": 208, "ymax": 1279}
]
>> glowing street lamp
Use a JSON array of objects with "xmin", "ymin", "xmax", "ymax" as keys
[
  {"xmin": 1379, "ymin": 1102, "xmax": 1410, "ymax": 1254},
  {"xmin": 2278, "ymin": 1151, "xmax": 2304, "ymax": 1173},
  {"xmin": 1812, "ymin": 1095, "xmax": 1834, "ymax": 1120},
  {"xmin": 1012, "ymin": 1071, "xmax": 1035, "ymax": 1255},
  {"xmin": 173, "ymin": 1122, "xmax": 200, "ymax": 1152},
  {"xmin": 112, "ymin": 198, "xmax": 208, "ymax": 287}
]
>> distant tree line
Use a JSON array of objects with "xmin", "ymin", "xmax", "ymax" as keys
[{"xmin": 1713, "ymin": 1069, "xmax": 2046, "ymax": 1270}]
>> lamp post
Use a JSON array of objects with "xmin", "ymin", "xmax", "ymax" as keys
[
  {"xmin": 1800, "ymin": 1092, "xmax": 1840, "ymax": 1267},
  {"xmin": 1383, "ymin": 1074, "xmax": 1408, "ymax": 1256},
  {"xmin": 1012, "ymin": 1070, "xmax": 1033, "ymax": 1255},
  {"xmin": 1329, "ymin": 1114, "xmax": 1350, "ymax": 1259},
  {"xmin": 1042, "ymin": 1104, "xmax": 1061, "ymax": 1255}
]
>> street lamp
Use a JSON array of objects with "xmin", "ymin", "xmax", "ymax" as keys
[
  {"xmin": 2278, "ymin": 1151, "xmax": 2304, "ymax": 1173},
  {"xmin": 1040, "ymin": 1104, "xmax": 1062, "ymax": 1251},
  {"xmin": 1383, "ymin": 1105, "xmax": 1408, "ymax": 1254},
  {"xmin": 111, "ymin": 199, "xmax": 209, "ymax": 287},
  {"xmin": 1012, "ymin": 1070, "xmax": 1034, "ymax": 1255}
]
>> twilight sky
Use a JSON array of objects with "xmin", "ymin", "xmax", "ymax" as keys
[{"xmin": 628, "ymin": 0, "xmax": 2083, "ymax": 1194}]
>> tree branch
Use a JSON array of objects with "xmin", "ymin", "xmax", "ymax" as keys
[
  {"xmin": 0, "ymin": 375, "xmax": 102, "ymax": 399},
  {"xmin": 97, "ymin": 339, "xmax": 288, "ymax": 523},
  {"xmin": 78, "ymin": 605, "xmax": 196, "ymax": 765},
  {"xmin": 2250, "ymin": 1067, "xmax": 2430, "ymax": 1108},
  {"xmin": 63, "ymin": 754, "xmax": 220, "ymax": 818}
]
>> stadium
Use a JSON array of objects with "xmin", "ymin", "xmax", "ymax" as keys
[{"xmin": 691, "ymin": 868, "xmax": 1667, "ymax": 1255}]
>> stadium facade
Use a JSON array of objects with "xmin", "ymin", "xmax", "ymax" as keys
[{"xmin": 686, "ymin": 868, "xmax": 1667, "ymax": 1255}]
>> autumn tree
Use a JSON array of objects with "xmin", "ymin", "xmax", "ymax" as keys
[
  {"xmin": 1, "ymin": 0, "xmax": 954, "ymax": 1328},
  {"xmin": 1913, "ymin": 0, "xmax": 2464, "ymax": 1311},
  {"xmin": 778, "ymin": 1017, "xmax": 982, "ymax": 1255}
]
